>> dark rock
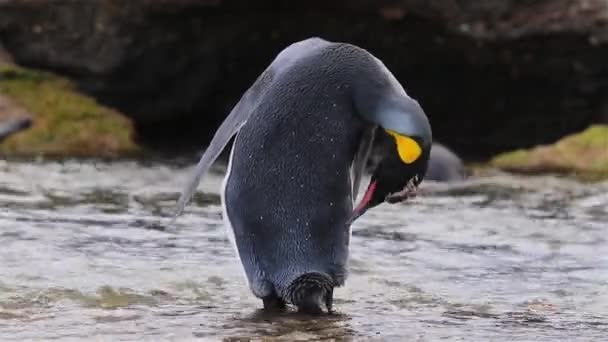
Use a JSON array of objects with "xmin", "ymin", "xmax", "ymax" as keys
[
  {"xmin": 0, "ymin": 41, "xmax": 13, "ymax": 64},
  {"xmin": 1, "ymin": 0, "xmax": 607, "ymax": 158}
]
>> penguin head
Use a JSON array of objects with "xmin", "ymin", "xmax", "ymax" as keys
[{"xmin": 350, "ymin": 93, "xmax": 432, "ymax": 223}]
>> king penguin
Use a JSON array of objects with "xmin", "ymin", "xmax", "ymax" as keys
[{"xmin": 173, "ymin": 37, "xmax": 432, "ymax": 314}]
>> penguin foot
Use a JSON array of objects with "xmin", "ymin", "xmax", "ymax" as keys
[
  {"xmin": 287, "ymin": 272, "xmax": 335, "ymax": 315},
  {"xmin": 262, "ymin": 294, "xmax": 286, "ymax": 312},
  {"xmin": 325, "ymin": 287, "xmax": 334, "ymax": 314},
  {"xmin": 297, "ymin": 301, "xmax": 325, "ymax": 315},
  {"xmin": 295, "ymin": 292, "xmax": 334, "ymax": 315}
]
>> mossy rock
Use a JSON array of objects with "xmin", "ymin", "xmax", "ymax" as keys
[
  {"xmin": 0, "ymin": 63, "xmax": 138, "ymax": 158},
  {"xmin": 491, "ymin": 124, "xmax": 608, "ymax": 180}
]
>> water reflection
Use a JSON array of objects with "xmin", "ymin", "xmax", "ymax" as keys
[{"xmin": 217, "ymin": 310, "xmax": 355, "ymax": 341}]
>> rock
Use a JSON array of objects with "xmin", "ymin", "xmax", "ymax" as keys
[
  {"xmin": 0, "ymin": 117, "xmax": 31, "ymax": 143},
  {"xmin": 0, "ymin": 42, "xmax": 13, "ymax": 65},
  {"xmin": 0, "ymin": 63, "xmax": 138, "ymax": 158},
  {"xmin": 0, "ymin": 1, "xmax": 607, "ymax": 157},
  {"xmin": 0, "ymin": 91, "xmax": 32, "ymax": 142},
  {"xmin": 426, "ymin": 143, "xmax": 467, "ymax": 182},
  {"xmin": 491, "ymin": 125, "xmax": 608, "ymax": 180}
]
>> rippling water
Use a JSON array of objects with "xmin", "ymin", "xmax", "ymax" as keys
[{"xmin": 0, "ymin": 159, "xmax": 607, "ymax": 341}]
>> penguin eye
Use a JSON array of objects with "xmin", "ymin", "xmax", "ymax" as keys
[{"xmin": 385, "ymin": 129, "xmax": 422, "ymax": 164}]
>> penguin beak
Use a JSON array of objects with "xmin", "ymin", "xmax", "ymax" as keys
[
  {"xmin": 348, "ymin": 180, "xmax": 378, "ymax": 225},
  {"xmin": 385, "ymin": 175, "xmax": 419, "ymax": 203},
  {"xmin": 348, "ymin": 175, "xmax": 420, "ymax": 225}
]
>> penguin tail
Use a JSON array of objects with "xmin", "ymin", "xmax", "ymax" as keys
[{"xmin": 286, "ymin": 272, "xmax": 334, "ymax": 314}]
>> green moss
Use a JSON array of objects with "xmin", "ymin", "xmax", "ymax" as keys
[
  {"xmin": 491, "ymin": 149, "xmax": 529, "ymax": 166},
  {"xmin": 0, "ymin": 63, "xmax": 138, "ymax": 158},
  {"xmin": 491, "ymin": 124, "xmax": 608, "ymax": 180}
]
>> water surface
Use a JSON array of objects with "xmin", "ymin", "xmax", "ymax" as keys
[{"xmin": 0, "ymin": 160, "xmax": 607, "ymax": 341}]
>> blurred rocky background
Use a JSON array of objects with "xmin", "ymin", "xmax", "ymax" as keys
[{"xmin": 0, "ymin": 0, "xmax": 606, "ymax": 177}]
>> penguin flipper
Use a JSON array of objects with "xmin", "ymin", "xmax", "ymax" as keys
[
  {"xmin": 172, "ymin": 75, "xmax": 268, "ymax": 219},
  {"xmin": 351, "ymin": 125, "xmax": 376, "ymax": 203},
  {"xmin": 173, "ymin": 37, "xmax": 333, "ymax": 219}
]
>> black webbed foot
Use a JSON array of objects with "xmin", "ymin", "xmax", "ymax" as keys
[
  {"xmin": 325, "ymin": 287, "xmax": 334, "ymax": 314},
  {"xmin": 262, "ymin": 294, "xmax": 286, "ymax": 312},
  {"xmin": 296, "ymin": 301, "xmax": 325, "ymax": 315},
  {"xmin": 288, "ymin": 272, "xmax": 335, "ymax": 315}
]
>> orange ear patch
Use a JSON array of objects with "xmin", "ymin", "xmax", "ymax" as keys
[{"xmin": 386, "ymin": 130, "xmax": 422, "ymax": 164}]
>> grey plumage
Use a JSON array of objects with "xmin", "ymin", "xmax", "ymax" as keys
[{"xmin": 174, "ymin": 37, "xmax": 431, "ymax": 313}]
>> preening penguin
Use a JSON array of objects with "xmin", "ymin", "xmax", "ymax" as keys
[{"xmin": 173, "ymin": 38, "xmax": 432, "ymax": 314}]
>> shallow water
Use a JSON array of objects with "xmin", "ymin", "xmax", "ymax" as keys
[{"xmin": 0, "ymin": 159, "xmax": 607, "ymax": 341}]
